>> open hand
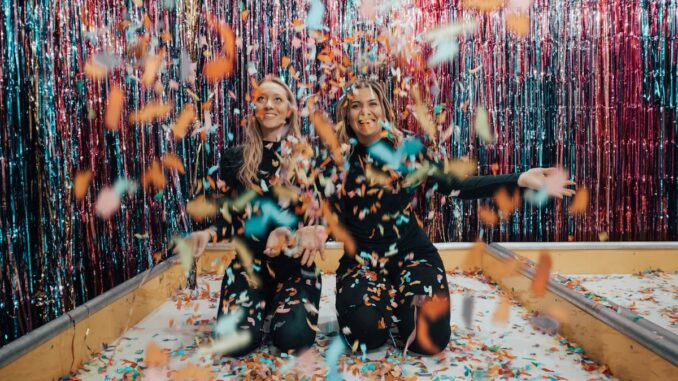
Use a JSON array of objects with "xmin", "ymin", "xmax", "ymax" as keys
[{"xmin": 518, "ymin": 168, "xmax": 576, "ymax": 199}]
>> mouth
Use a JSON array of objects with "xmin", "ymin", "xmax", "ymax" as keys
[{"xmin": 263, "ymin": 113, "xmax": 278, "ymax": 119}]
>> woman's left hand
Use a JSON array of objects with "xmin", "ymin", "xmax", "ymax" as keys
[
  {"xmin": 518, "ymin": 168, "xmax": 576, "ymax": 199},
  {"xmin": 294, "ymin": 226, "xmax": 328, "ymax": 267}
]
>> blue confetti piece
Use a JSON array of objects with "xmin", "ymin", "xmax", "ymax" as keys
[
  {"xmin": 306, "ymin": 0, "xmax": 325, "ymax": 30},
  {"xmin": 243, "ymin": 199, "xmax": 297, "ymax": 238},
  {"xmin": 325, "ymin": 335, "xmax": 345, "ymax": 381},
  {"xmin": 208, "ymin": 165, "xmax": 219, "ymax": 176}
]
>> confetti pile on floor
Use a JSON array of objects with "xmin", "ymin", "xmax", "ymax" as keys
[
  {"xmin": 63, "ymin": 271, "xmax": 616, "ymax": 380},
  {"xmin": 562, "ymin": 270, "xmax": 678, "ymax": 333}
]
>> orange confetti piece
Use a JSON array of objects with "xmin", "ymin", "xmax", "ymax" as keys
[
  {"xmin": 598, "ymin": 231, "xmax": 609, "ymax": 241},
  {"xmin": 415, "ymin": 294, "xmax": 450, "ymax": 354},
  {"xmin": 411, "ymin": 85, "xmax": 437, "ymax": 141},
  {"xmin": 443, "ymin": 158, "xmax": 477, "ymax": 180},
  {"xmin": 203, "ymin": 56, "xmax": 235, "ymax": 83},
  {"xmin": 172, "ymin": 363, "xmax": 212, "ymax": 381},
  {"xmin": 492, "ymin": 296, "xmax": 510, "ymax": 324},
  {"xmin": 105, "ymin": 86, "xmax": 124, "ymax": 131},
  {"xmin": 128, "ymin": 101, "xmax": 173, "ymax": 124},
  {"xmin": 494, "ymin": 188, "xmax": 521, "ymax": 218},
  {"xmin": 142, "ymin": 53, "xmax": 163, "ymax": 87},
  {"xmin": 144, "ymin": 342, "xmax": 169, "ymax": 368},
  {"xmin": 478, "ymin": 205, "xmax": 498, "ymax": 225},
  {"xmin": 162, "ymin": 153, "xmax": 185, "ymax": 174},
  {"xmin": 142, "ymin": 160, "xmax": 166, "ymax": 191},
  {"xmin": 532, "ymin": 250, "xmax": 552, "ymax": 298},
  {"xmin": 83, "ymin": 60, "xmax": 108, "ymax": 80},
  {"xmin": 204, "ymin": 15, "xmax": 236, "ymax": 83},
  {"xmin": 506, "ymin": 13, "xmax": 530, "ymax": 38},
  {"xmin": 568, "ymin": 186, "xmax": 589, "ymax": 215},
  {"xmin": 462, "ymin": 239, "xmax": 484, "ymax": 271},
  {"xmin": 493, "ymin": 257, "xmax": 521, "ymax": 280},
  {"xmin": 241, "ymin": 9, "xmax": 249, "ymax": 22},
  {"xmin": 172, "ymin": 104, "xmax": 196, "ymax": 140},
  {"xmin": 463, "ymin": 0, "xmax": 505, "ymax": 12},
  {"xmin": 281, "ymin": 56, "xmax": 291, "ymax": 69},
  {"xmin": 310, "ymin": 111, "xmax": 344, "ymax": 168},
  {"xmin": 186, "ymin": 195, "xmax": 218, "ymax": 220},
  {"xmin": 74, "ymin": 170, "xmax": 93, "ymax": 201},
  {"xmin": 322, "ymin": 200, "xmax": 356, "ymax": 256}
]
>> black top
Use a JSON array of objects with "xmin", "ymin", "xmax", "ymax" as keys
[
  {"xmin": 211, "ymin": 140, "xmax": 308, "ymax": 254},
  {"xmin": 327, "ymin": 138, "xmax": 522, "ymax": 256}
]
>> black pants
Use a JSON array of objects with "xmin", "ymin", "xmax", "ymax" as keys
[
  {"xmin": 216, "ymin": 252, "xmax": 322, "ymax": 356},
  {"xmin": 335, "ymin": 228, "xmax": 451, "ymax": 355}
]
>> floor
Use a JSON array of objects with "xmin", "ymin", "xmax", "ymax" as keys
[
  {"xmin": 63, "ymin": 271, "xmax": 617, "ymax": 380},
  {"xmin": 561, "ymin": 270, "xmax": 677, "ymax": 334}
]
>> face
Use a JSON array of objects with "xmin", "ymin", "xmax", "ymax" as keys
[
  {"xmin": 347, "ymin": 87, "xmax": 386, "ymax": 146},
  {"xmin": 254, "ymin": 81, "xmax": 293, "ymax": 132}
]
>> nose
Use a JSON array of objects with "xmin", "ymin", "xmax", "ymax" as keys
[{"xmin": 264, "ymin": 99, "xmax": 274, "ymax": 109}]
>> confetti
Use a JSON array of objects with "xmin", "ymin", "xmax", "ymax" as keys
[
  {"xmin": 321, "ymin": 200, "xmax": 356, "ymax": 256},
  {"xmin": 568, "ymin": 186, "xmax": 589, "ymax": 215},
  {"xmin": 462, "ymin": 240, "xmax": 484, "ymax": 271},
  {"xmin": 411, "ymin": 85, "xmax": 437, "ymax": 141},
  {"xmin": 171, "ymin": 363, "xmax": 213, "ymax": 381},
  {"xmin": 306, "ymin": 0, "xmax": 325, "ymax": 31},
  {"xmin": 142, "ymin": 53, "xmax": 163, "ymax": 87},
  {"xmin": 325, "ymin": 335, "xmax": 345, "ymax": 381},
  {"xmin": 532, "ymin": 251, "xmax": 552, "ymax": 298},
  {"xmin": 462, "ymin": 0, "xmax": 505, "ymax": 12},
  {"xmin": 129, "ymin": 101, "xmax": 174, "ymax": 124},
  {"xmin": 162, "ymin": 153, "xmax": 185, "ymax": 174},
  {"xmin": 462, "ymin": 294, "xmax": 474, "ymax": 328},
  {"xmin": 443, "ymin": 158, "xmax": 477, "ymax": 180},
  {"xmin": 144, "ymin": 342, "xmax": 169, "ymax": 368},
  {"xmin": 232, "ymin": 238, "xmax": 260, "ymax": 288},
  {"xmin": 142, "ymin": 160, "xmax": 167, "ymax": 191},
  {"xmin": 203, "ymin": 56, "xmax": 236, "ymax": 83},
  {"xmin": 186, "ymin": 195, "xmax": 218, "ymax": 220},
  {"xmin": 473, "ymin": 106, "xmax": 495, "ymax": 144},
  {"xmin": 83, "ymin": 60, "xmax": 108, "ymax": 80},
  {"xmin": 105, "ymin": 86, "xmax": 124, "ymax": 131},
  {"xmin": 172, "ymin": 104, "xmax": 196, "ymax": 140},
  {"xmin": 74, "ymin": 170, "xmax": 93, "ymax": 201},
  {"xmin": 95, "ymin": 186, "xmax": 121, "ymax": 219},
  {"xmin": 505, "ymin": 13, "xmax": 530, "ymax": 37},
  {"xmin": 243, "ymin": 199, "xmax": 298, "ymax": 239},
  {"xmin": 492, "ymin": 296, "xmax": 510, "ymax": 325},
  {"xmin": 310, "ymin": 111, "xmax": 344, "ymax": 167},
  {"xmin": 494, "ymin": 187, "xmax": 521, "ymax": 217},
  {"xmin": 478, "ymin": 205, "xmax": 498, "ymax": 225}
]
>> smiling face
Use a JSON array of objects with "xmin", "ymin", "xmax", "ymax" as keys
[
  {"xmin": 347, "ymin": 87, "xmax": 386, "ymax": 146},
  {"xmin": 253, "ymin": 81, "xmax": 293, "ymax": 137}
]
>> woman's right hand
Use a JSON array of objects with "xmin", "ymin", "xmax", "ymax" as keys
[{"xmin": 174, "ymin": 230, "xmax": 213, "ymax": 259}]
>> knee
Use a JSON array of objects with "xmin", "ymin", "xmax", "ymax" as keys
[
  {"xmin": 270, "ymin": 320, "xmax": 317, "ymax": 353},
  {"xmin": 339, "ymin": 306, "xmax": 389, "ymax": 350}
]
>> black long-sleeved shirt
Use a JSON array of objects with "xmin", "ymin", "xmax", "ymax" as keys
[
  {"xmin": 327, "ymin": 138, "xmax": 522, "ymax": 256},
  {"xmin": 210, "ymin": 140, "xmax": 312, "ymax": 255}
]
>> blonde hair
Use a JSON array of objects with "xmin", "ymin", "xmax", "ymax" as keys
[
  {"xmin": 239, "ymin": 77, "xmax": 301, "ymax": 185},
  {"xmin": 335, "ymin": 79, "xmax": 403, "ymax": 151}
]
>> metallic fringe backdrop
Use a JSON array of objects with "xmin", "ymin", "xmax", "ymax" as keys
[{"xmin": 0, "ymin": 0, "xmax": 676, "ymax": 345}]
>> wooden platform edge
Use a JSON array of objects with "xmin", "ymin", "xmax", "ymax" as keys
[
  {"xmin": 0, "ymin": 259, "xmax": 186, "ymax": 381},
  {"xmin": 483, "ymin": 244, "xmax": 678, "ymax": 381}
]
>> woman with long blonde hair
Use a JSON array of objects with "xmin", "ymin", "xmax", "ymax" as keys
[
  {"xmin": 327, "ymin": 79, "xmax": 575, "ymax": 355},
  {"xmin": 181, "ymin": 76, "xmax": 326, "ymax": 356}
]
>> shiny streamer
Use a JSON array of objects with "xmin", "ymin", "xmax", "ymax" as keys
[{"xmin": 0, "ymin": 0, "xmax": 676, "ymax": 346}]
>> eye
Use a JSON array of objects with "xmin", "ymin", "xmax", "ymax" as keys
[
  {"xmin": 350, "ymin": 103, "xmax": 360, "ymax": 109},
  {"xmin": 256, "ymin": 96, "xmax": 265, "ymax": 103},
  {"xmin": 369, "ymin": 101, "xmax": 379, "ymax": 107},
  {"xmin": 275, "ymin": 97, "xmax": 283, "ymax": 104}
]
